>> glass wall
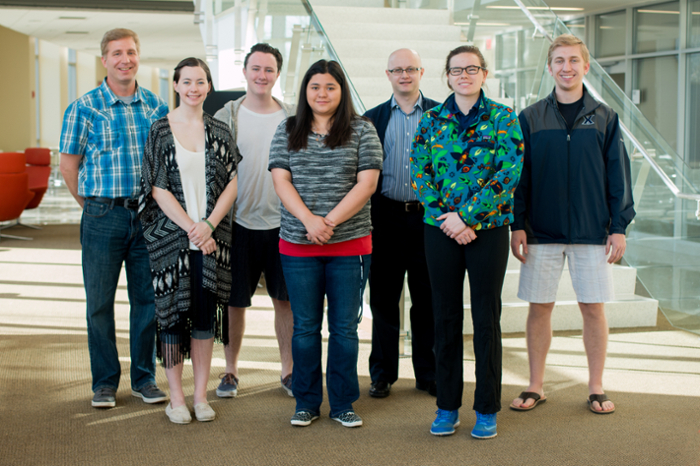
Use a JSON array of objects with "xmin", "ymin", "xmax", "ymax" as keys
[
  {"xmin": 686, "ymin": 53, "xmax": 700, "ymax": 168},
  {"xmin": 690, "ymin": 0, "xmax": 700, "ymax": 48},
  {"xmin": 589, "ymin": 1, "xmax": 700, "ymax": 166},
  {"xmin": 596, "ymin": 10, "xmax": 626, "ymax": 57},
  {"xmin": 634, "ymin": 1, "xmax": 680, "ymax": 53},
  {"xmin": 634, "ymin": 56, "xmax": 679, "ymax": 151}
]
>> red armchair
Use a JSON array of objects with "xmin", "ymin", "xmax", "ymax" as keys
[
  {"xmin": 0, "ymin": 152, "xmax": 35, "ymax": 241},
  {"xmin": 20, "ymin": 147, "xmax": 52, "ymax": 229},
  {"xmin": 24, "ymin": 148, "xmax": 52, "ymax": 210}
]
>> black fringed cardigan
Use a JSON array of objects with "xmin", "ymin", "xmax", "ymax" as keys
[{"xmin": 138, "ymin": 113, "xmax": 240, "ymax": 365}]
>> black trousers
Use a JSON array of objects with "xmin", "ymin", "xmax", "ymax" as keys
[
  {"xmin": 368, "ymin": 195, "xmax": 436, "ymax": 384},
  {"xmin": 424, "ymin": 224, "xmax": 509, "ymax": 414}
]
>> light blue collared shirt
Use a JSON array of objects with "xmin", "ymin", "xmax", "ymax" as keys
[{"xmin": 382, "ymin": 94, "xmax": 424, "ymax": 202}]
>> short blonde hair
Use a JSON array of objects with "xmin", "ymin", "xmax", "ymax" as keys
[
  {"xmin": 547, "ymin": 34, "xmax": 590, "ymax": 66},
  {"xmin": 100, "ymin": 28, "xmax": 140, "ymax": 57}
]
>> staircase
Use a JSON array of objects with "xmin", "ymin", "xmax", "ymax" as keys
[
  {"xmin": 314, "ymin": 2, "xmax": 660, "ymax": 333},
  {"xmin": 313, "ymin": 4, "xmax": 461, "ymax": 110}
]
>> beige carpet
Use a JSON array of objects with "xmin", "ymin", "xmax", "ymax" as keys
[{"xmin": 1, "ymin": 225, "xmax": 699, "ymax": 465}]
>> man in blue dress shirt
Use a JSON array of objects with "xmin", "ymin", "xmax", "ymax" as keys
[
  {"xmin": 60, "ymin": 28, "xmax": 168, "ymax": 408},
  {"xmin": 364, "ymin": 49, "xmax": 440, "ymax": 398}
]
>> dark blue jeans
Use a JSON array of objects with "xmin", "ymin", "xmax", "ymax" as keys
[
  {"xmin": 280, "ymin": 254, "xmax": 370, "ymax": 417},
  {"xmin": 80, "ymin": 199, "xmax": 157, "ymax": 392}
]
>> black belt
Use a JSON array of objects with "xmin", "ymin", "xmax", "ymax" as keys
[
  {"xmin": 383, "ymin": 197, "xmax": 423, "ymax": 213},
  {"xmin": 88, "ymin": 197, "xmax": 139, "ymax": 210}
]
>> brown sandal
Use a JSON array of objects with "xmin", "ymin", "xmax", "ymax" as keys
[
  {"xmin": 588, "ymin": 394, "xmax": 615, "ymax": 414},
  {"xmin": 510, "ymin": 391, "xmax": 547, "ymax": 411}
]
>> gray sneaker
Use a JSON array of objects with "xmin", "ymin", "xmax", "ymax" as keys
[
  {"xmin": 216, "ymin": 373, "xmax": 239, "ymax": 398},
  {"xmin": 281, "ymin": 374, "xmax": 293, "ymax": 397},
  {"xmin": 332, "ymin": 411, "xmax": 363, "ymax": 428},
  {"xmin": 92, "ymin": 387, "xmax": 116, "ymax": 408},
  {"xmin": 291, "ymin": 410, "xmax": 319, "ymax": 427},
  {"xmin": 131, "ymin": 383, "xmax": 167, "ymax": 404}
]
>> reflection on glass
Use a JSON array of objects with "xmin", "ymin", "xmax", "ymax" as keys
[
  {"xmin": 634, "ymin": 56, "xmax": 679, "ymax": 151},
  {"xmin": 634, "ymin": 1, "xmax": 680, "ymax": 53},
  {"xmin": 596, "ymin": 10, "xmax": 626, "ymax": 57},
  {"xmin": 686, "ymin": 54, "xmax": 700, "ymax": 168}
]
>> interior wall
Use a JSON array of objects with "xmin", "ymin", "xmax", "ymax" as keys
[
  {"xmin": 0, "ymin": 25, "xmax": 34, "ymax": 152},
  {"xmin": 38, "ymin": 40, "xmax": 63, "ymax": 149},
  {"xmin": 76, "ymin": 50, "xmax": 97, "ymax": 97}
]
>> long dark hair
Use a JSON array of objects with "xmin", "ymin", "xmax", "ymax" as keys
[{"xmin": 286, "ymin": 60, "xmax": 357, "ymax": 151}]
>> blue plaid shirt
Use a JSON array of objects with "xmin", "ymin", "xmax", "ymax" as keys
[{"xmin": 60, "ymin": 79, "xmax": 168, "ymax": 198}]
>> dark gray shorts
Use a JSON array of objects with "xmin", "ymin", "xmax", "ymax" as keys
[{"xmin": 228, "ymin": 222, "xmax": 289, "ymax": 307}]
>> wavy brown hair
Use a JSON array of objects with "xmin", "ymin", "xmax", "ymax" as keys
[{"xmin": 286, "ymin": 60, "xmax": 357, "ymax": 152}]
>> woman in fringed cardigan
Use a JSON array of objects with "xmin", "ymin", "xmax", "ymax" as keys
[{"xmin": 139, "ymin": 57, "xmax": 239, "ymax": 425}]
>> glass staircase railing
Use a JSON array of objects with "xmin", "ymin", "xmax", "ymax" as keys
[
  {"xmin": 203, "ymin": 0, "xmax": 365, "ymax": 113},
  {"xmin": 201, "ymin": 0, "xmax": 700, "ymax": 334}
]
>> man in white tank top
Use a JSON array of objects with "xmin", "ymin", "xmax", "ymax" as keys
[{"xmin": 214, "ymin": 44, "xmax": 296, "ymax": 398}]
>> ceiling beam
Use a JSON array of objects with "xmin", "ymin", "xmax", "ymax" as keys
[{"xmin": 0, "ymin": 0, "xmax": 194, "ymax": 12}]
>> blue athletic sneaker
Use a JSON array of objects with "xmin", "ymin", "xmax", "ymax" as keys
[
  {"xmin": 430, "ymin": 409, "xmax": 460, "ymax": 436},
  {"xmin": 471, "ymin": 411, "xmax": 497, "ymax": 439}
]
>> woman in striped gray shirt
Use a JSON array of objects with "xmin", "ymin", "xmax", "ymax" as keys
[{"xmin": 269, "ymin": 59, "xmax": 382, "ymax": 428}]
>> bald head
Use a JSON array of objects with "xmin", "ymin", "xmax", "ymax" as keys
[
  {"xmin": 387, "ymin": 48, "xmax": 422, "ymax": 69},
  {"xmin": 386, "ymin": 48, "xmax": 424, "ymax": 99}
]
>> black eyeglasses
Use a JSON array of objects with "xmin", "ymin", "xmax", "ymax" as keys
[
  {"xmin": 387, "ymin": 67, "xmax": 422, "ymax": 75},
  {"xmin": 448, "ymin": 66, "xmax": 486, "ymax": 76}
]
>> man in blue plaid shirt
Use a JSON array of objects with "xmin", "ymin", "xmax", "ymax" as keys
[{"xmin": 60, "ymin": 28, "xmax": 169, "ymax": 409}]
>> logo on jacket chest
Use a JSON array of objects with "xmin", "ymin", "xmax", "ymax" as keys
[{"xmin": 582, "ymin": 115, "xmax": 595, "ymax": 126}]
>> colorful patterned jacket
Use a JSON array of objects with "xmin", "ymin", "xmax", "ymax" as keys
[{"xmin": 410, "ymin": 92, "xmax": 524, "ymax": 230}]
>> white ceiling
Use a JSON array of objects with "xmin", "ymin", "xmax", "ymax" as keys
[{"xmin": 0, "ymin": 7, "xmax": 205, "ymax": 69}]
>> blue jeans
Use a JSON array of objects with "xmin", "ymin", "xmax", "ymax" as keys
[
  {"xmin": 280, "ymin": 254, "xmax": 370, "ymax": 417},
  {"xmin": 80, "ymin": 199, "xmax": 157, "ymax": 392}
]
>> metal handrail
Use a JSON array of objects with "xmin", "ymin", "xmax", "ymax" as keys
[{"xmin": 512, "ymin": 0, "xmax": 700, "ymax": 219}]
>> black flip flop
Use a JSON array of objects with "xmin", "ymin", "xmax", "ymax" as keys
[
  {"xmin": 510, "ymin": 391, "xmax": 547, "ymax": 411},
  {"xmin": 588, "ymin": 394, "xmax": 615, "ymax": 414}
]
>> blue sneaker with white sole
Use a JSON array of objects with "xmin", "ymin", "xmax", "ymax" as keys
[
  {"xmin": 471, "ymin": 411, "xmax": 497, "ymax": 439},
  {"xmin": 430, "ymin": 409, "xmax": 460, "ymax": 436}
]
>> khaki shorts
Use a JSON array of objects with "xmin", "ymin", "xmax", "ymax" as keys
[{"xmin": 517, "ymin": 244, "xmax": 614, "ymax": 304}]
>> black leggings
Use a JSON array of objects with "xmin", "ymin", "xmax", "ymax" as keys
[{"xmin": 424, "ymin": 225, "xmax": 509, "ymax": 414}]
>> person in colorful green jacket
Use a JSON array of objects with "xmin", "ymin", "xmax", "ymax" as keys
[{"xmin": 410, "ymin": 45, "xmax": 524, "ymax": 440}]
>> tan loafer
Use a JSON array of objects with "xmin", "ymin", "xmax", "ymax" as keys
[
  {"xmin": 194, "ymin": 402, "xmax": 216, "ymax": 422},
  {"xmin": 165, "ymin": 403, "xmax": 192, "ymax": 424}
]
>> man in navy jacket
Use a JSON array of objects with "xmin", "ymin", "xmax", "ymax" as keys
[
  {"xmin": 510, "ymin": 35, "xmax": 634, "ymax": 415},
  {"xmin": 363, "ymin": 48, "xmax": 440, "ymax": 399}
]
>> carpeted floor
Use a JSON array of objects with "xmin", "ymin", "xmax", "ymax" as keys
[{"xmin": 1, "ymin": 225, "xmax": 699, "ymax": 465}]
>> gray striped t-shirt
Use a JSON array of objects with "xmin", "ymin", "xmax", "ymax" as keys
[{"xmin": 268, "ymin": 117, "xmax": 383, "ymax": 245}]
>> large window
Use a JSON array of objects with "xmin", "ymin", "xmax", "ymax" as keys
[
  {"xmin": 596, "ymin": 10, "xmax": 626, "ymax": 58},
  {"xmin": 634, "ymin": 56, "xmax": 678, "ymax": 150},
  {"xmin": 634, "ymin": 1, "xmax": 680, "ymax": 54},
  {"xmin": 686, "ymin": 54, "xmax": 700, "ymax": 167},
  {"xmin": 689, "ymin": 0, "xmax": 700, "ymax": 48}
]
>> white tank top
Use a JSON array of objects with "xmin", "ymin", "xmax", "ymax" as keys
[{"xmin": 173, "ymin": 133, "xmax": 206, "ymax": 250}]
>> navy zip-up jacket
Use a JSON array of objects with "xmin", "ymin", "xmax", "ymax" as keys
[{"xmin": 512, "ymin": 86, "xmax": 635, "ymax": 244}]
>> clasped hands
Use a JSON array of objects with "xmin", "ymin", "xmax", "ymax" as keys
[
  {"xmin": 437, "ymin": 212, "xmax": 476, "ymax": 245},
  {"xmin": 188, "ymin": 221, "xmax": 217, "ymax": 255},
  {"xmin": 303, "ymin": 215, "xmax": 336, "ymax": 245}
]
